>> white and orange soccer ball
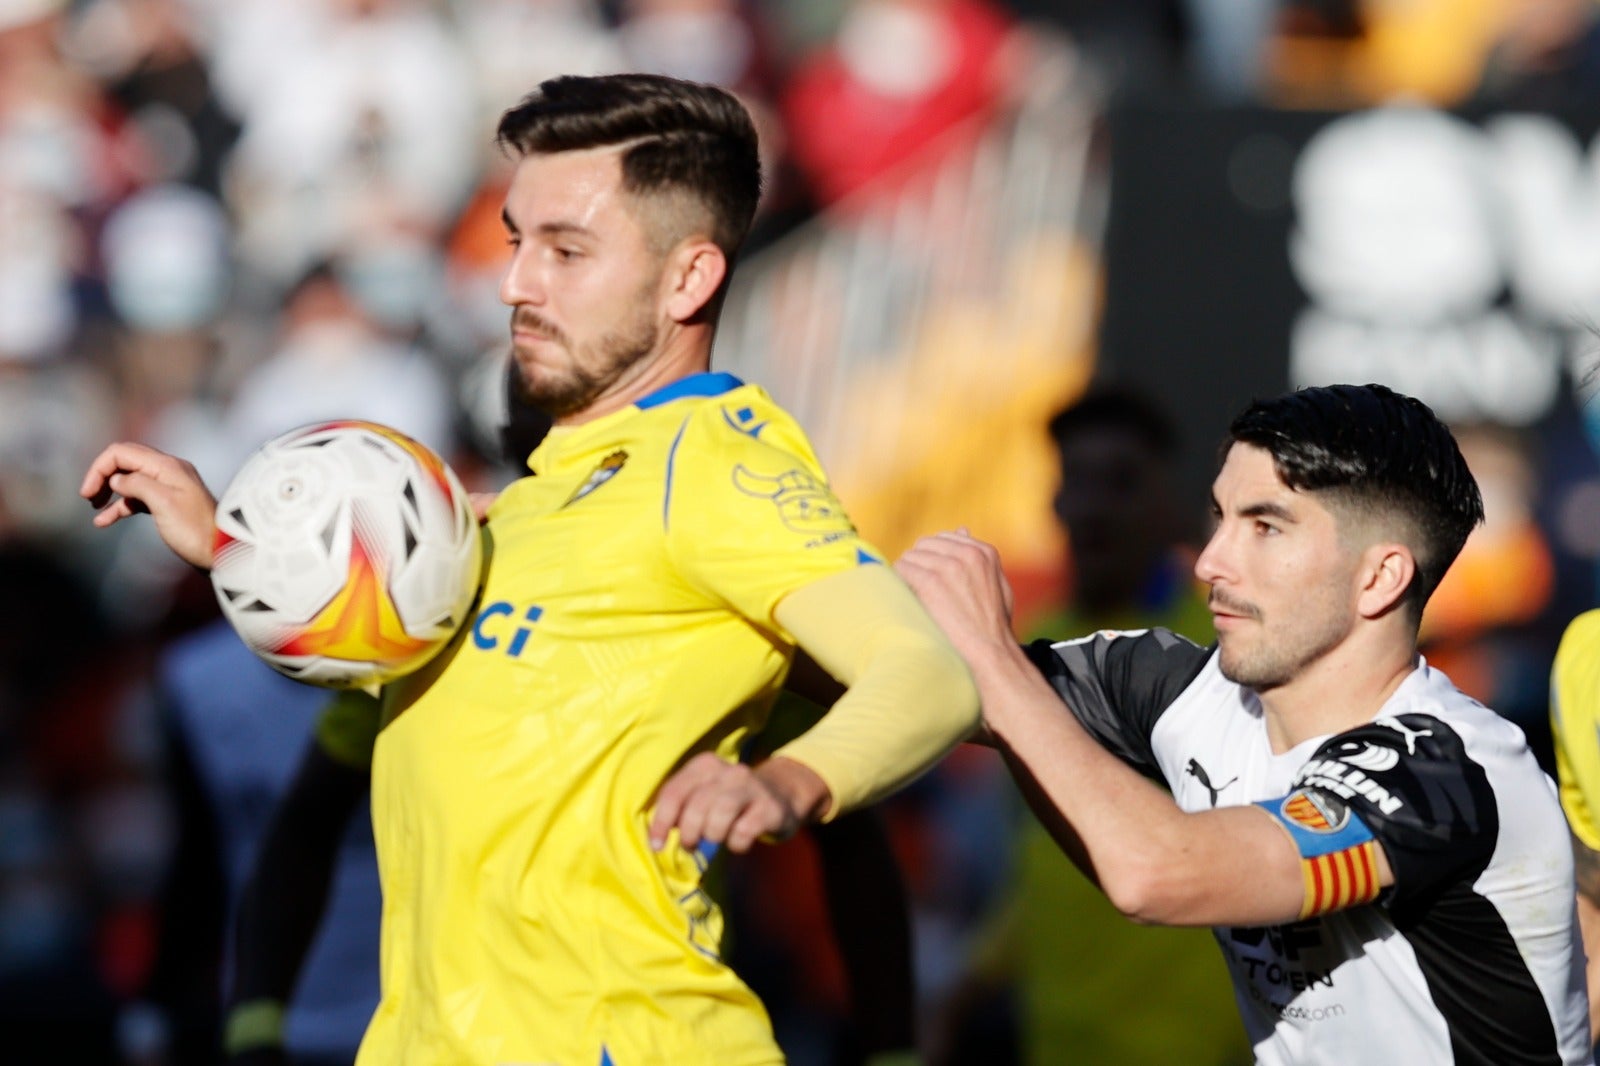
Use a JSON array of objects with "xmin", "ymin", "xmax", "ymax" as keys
[{"xmin": 210, "ymin": 420, "xmax": 483, "ymax": 689}]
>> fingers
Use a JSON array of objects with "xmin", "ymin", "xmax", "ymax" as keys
[
  {"xmin": 726, "ymin": 802, "xmax": 783, "ymax": 854},
  {"xmin": 80, "ymin": 441, "xmax": 219, "ymax": 567},
  {"xmin": 896, "ymin": 532, "xmax": 992, "ymax": 601},
  {"xmin": 81, "ymin": 441, "xmax": 174, "ymax": 503},
  {"xmin": 88, "ymin": 496, "xmax": 144, "ymax": 529},
  {"xmin": 82, "ymin": 443, "xmax": 199, "ymax": 516},
  {"xmin": 469, "ymin": 492, "xmax": 498, "ymax": 522},
  {"xmin": 648, "ymin": 752, "xmax": 709, "ymax": 850},
  {"xmin": 649, "ymin": 753, "xmax": 792, "ymax": 856}
]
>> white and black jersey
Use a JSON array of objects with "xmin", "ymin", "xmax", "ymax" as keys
[{"xmin": 1025, "ymin": 628, "xmax": 1591, "ymax": 1066}]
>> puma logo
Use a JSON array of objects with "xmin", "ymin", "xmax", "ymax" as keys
[{"xmin": 1185, "ymin": 757, "xmax": 1238, "ymax": 808}]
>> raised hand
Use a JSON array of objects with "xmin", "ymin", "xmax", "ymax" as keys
[
  {"xmin": 892, "ymin": 530, "xmax": 1017, "ymax": 667},
  {"xmin": 80, "ymin": 441, "xmax": 219, "ymax": 569}
]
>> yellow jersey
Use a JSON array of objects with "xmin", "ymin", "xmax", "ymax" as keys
[
  {"xmin": 359, "ymin": 373, "xmax": 882, "ymax": 1066},
  {"xmin": 1553, "ymin": 609, "xmax": 1600, "ymax": 850}
]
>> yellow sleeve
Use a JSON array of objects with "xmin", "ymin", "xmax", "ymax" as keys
[
  {"xmin": 313, "ymin": 688, "xmax": 383, "ymax": 772},
  {"xmin": 770, "ymin": 564, "xmax": 979, "ymax": 817},
  {"xmin": 1553, "ymin": 610, "xmax": 1600, "ymax": 850}
]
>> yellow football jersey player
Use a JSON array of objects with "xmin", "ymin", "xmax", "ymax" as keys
[
  {"xmin": 1552, "ymin": 606, "xmax": 1600, "ymax": 1046},
  {"xmin": 360, "ymin": 375, "xmax": 897, "ymax": 1066},
  {"xmin": 1554, "ymin": 610, "xmax": 1600, "ymax": 849}
]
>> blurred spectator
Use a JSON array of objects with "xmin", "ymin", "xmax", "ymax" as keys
[
  {"xmin": 1421, "ymin": 423, "xmax": 1560, "ymax": 771},
  {"xmin": 66, "ymin": 0, "xmax": 241, "ymax": 195},
  {"xmin": 782, "ymin": 0, "xmax": 1022, "ymax": 208},
  {"xmin": 932, "ymin": 389, "xmax": 1248, "ymax": 1066},
  {"xmin": 618, "ymin": 0, "xmax": 786, "ymax": 98},
  {"xmin": 1471, "ymin": 0, "xmax": 1600, "ymax": 110},
  {"xmin": 0, "ymin": 0, "xmax": 140, "ymax": 364},
  {"xmin": 1003, "ymin": 0, "xmax": 1192, "ymax": 95},
  {"xmin": 1030, "ymin": 389, "xmax": 1210, "ymax": 635},
  {"xmin": 222, "ymin": 260, "xmax": 454, "ymax": 481},
  {"xmin": 218, "ymin": 0, "xmax": 478, "ymax": 289},
  {"xmin": 0, "ymin": 360, "xmax": 120, "ymax": 543},
  {"xmin": 454, "ymin": 0, "xmax": 624, "ymax": 144},
  {"xmin": 142, "ymin": 621, "xmax": 381, "ymax": 1066}
]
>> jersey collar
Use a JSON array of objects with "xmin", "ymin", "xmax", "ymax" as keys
[{"xmin": 635, "ymin": 371, "xmax": 745, "ymax": 409}]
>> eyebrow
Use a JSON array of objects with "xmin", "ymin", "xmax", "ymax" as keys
[
  {"xmin": 1242, "ymin": 501, "xmax": 1297, "ymax": 522},
  {"xmin": 1210, "ymin": 495, "xmax": 1298, "ymax": 522},
  {"xmin": 499, "ymin": 207, "xmax": 595, "ymax": 240}
]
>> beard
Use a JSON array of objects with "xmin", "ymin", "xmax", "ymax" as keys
[
  {"xmin": 1212, "ymin": 587, "xmax": 1351, "ymax": 692},
  {"xmin": 509, "ymin": 301, "xmax": 660, "ymax": 418}
]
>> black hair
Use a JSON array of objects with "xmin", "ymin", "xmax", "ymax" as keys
[
  {"xmin": 1048, "ymin": 388, "xmax": 1180, "ymax": 459},
  {"xmin": 1228, "ymin": 383, "xmax": 1484, "ymax": 619},
  {"xmin": 495, "ymin": 73, "xmax": 762, "ymax": 260}
]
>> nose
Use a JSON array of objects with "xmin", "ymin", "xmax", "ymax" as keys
[
  {"xmin": 499, "ymin": 249, "xmax": 542, "ymax": 309},
  {"xmin": 1193, "ymin": 523, "xmax": 1229, "ymax": 586}
]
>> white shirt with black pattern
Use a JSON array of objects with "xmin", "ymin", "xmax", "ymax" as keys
[{"xmin": 1025, "ymin": 629, "xmax": 1591, "ymax": 1066}]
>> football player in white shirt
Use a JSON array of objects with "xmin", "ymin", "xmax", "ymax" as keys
[{"xmin": 900, "ymin": 383, "xmax": 1590, "ymax": 1065}]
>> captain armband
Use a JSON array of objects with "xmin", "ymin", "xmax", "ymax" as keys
[{"xmin": 1257, "ymin": 788, "xmax": 1382, "ymax": 919}]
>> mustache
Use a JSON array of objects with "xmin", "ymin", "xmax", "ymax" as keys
[
  {"xmin": 1207, "ymin": 589, "xmax": 1260, "ymax": 620},
  {"xmin": 511, "ymin": 308, "xmax": 567, "ymax": 348}
]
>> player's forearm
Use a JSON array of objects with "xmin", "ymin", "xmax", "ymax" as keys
[
  {"xmin": 975, "ymin": 641, "xmax": 1302, "ymax": 926},
  {"xmin": 773, "ymin": 566, "xmax": 979, "ymax": 816},
  {"xmin": 775, "ymin": 634, "xmax": 977, "ymax": 815}
]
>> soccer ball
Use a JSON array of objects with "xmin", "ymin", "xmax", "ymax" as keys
[{"xmin": 210, "ymin": 420, "xmax": 483, "ymax": 689}]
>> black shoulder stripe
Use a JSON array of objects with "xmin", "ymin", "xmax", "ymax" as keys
[{"xmin": 1023, "ymin": 629, "xmax": 1209, "ymax": 777}]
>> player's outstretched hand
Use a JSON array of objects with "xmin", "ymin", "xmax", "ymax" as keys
[
  {"xmin": 650, "ymin": 753, "xmax": 830, "ymax": 855},
  {"xmin": 893, "ymin": 530, "xmax": 1016, "ymax": 667},
  {"xmin": 80, "ymin": 441, "xmax": 218, "ymax": 569}
]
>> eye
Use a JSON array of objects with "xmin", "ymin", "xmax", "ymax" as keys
[{"xmin": 1254, "ymin": 519, "xmax": 1280, "ymax": 537}]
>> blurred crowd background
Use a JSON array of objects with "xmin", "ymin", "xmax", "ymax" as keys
[{"xmin": 5, "ymin": 0, "xmax": 1600, "ymax": 1063}]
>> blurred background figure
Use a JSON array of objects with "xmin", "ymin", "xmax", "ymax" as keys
[
  {"xmin": 143, "ymin": 622, "xmax": 382, "ymax": 1066},
  {"xmin": 1030, "ymin": 388, "xmax": 1210, "ymax": 637},
  {"xmin": 927, "ymin": 388, "xmax": 1247, "ymax": 1066},
  {"xmin": 214, "ymin": 0, "xmax": 477, "ymax": 295},
  {"xmin": 1550, "ymin": 607, "xmax": 1600, "ymax": 1051},
  {"xmin": 1419, "ymin": 424, "xmax": 1561, "ymax": 771},
  {"xmin": 781, "ymin": 0, "xmax": 1022, "ymax": 210},
  {"xmin": 221, "ymin": 260, "xmax": 452, "ymax": 479}
]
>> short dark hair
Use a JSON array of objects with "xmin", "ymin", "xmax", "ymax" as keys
[
  {"xmin": 1048, "ymin": 388, "xmax": 1180, "ymax": 459},
  {"xmin": 1228, "ymin": 383, "xmax": 1484, "ymax": 619},
  {"xmin": 496, "ymin": 73, "xmax": 762, "ymax": 260}
]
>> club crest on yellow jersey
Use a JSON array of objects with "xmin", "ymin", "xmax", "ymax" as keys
[{"xmin": 563, "ymin": 450, "xmax": 628, "ymax": 508}]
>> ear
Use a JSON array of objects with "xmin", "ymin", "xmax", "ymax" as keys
[
  {"xmin": 661, "ymin": 239, "xmax": 727, "ymax": 324},
  {"xmin": 1355, "ymin": 543, "xmax": 1416, "ymax": 620}
]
